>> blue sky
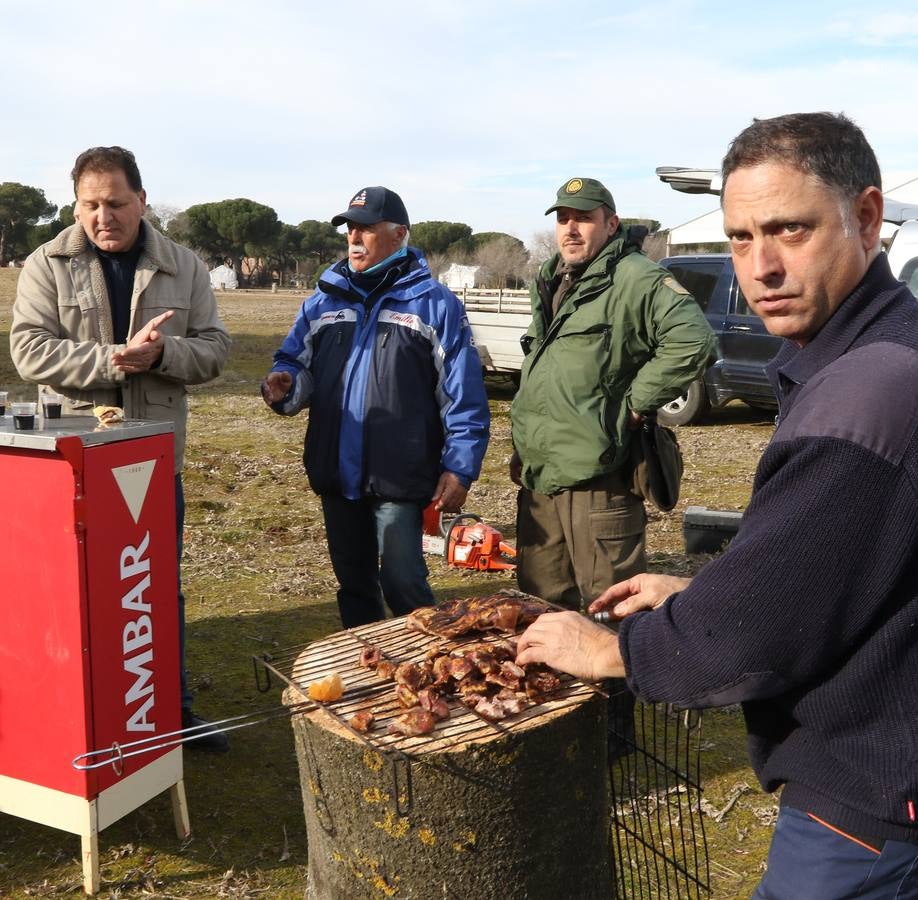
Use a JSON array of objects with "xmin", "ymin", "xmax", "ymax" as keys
[{"xmin": 2, "ymin": 1, "xmax": 918, "ymax": 247}]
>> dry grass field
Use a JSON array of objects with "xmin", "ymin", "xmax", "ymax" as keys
[{"xmin": 0, "ymin": 267, "xmax": 779, "ymax": 897}]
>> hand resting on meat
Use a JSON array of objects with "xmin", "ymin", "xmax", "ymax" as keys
[{"xmin": 516, "ymin": 611, "xmax": 624, "ymax": 681}]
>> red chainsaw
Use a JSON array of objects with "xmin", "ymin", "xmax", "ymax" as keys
[{"xmin": 422, "ymin": 505, "xmax": 517, "ymax": 572}]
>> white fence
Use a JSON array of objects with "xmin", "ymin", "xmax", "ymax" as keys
[{"xmin": 456, "ymin": 287, "xmax": 531, "ymax": 314}]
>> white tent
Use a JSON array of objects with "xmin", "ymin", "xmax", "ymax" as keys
[
  {"xmin": 666, "ymin": 208, "xmax": 726, "ymax": 252},
  {"xmin": 209, "ymin": 263, "xmax": 238, "ymax": 290},
  {"xmin": 441, "ymin": 263, "xmax": 479, "ymax": 290}
]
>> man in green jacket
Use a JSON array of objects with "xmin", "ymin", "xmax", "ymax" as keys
[{"xmin": 510, "ymin": 177, "xmax": 715, "ymax": 610}]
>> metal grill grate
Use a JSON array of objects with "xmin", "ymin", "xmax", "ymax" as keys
[
  {"xmin": 610, "ymin": 703, "xmax": 710, "ymax": 897},
  {"xmin": 254, "ymin": 614, "xmax": 601, "ymax": 758},
  {"xmin": 254, "ymin": 600, "xmax": 710, "ymax": 896}
]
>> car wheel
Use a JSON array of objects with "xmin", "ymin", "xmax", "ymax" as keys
[{"xmin": 657, "ymin": 379, "xmax": 709, "ymax": 426}]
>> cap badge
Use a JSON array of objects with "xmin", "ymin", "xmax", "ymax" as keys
[
  {"xmin": 565, "ymin": 178, "xmax": 583, "ymax": 194},
  {"xmin": 350, "ymin": 190, "xmax": 367, "ymax": 207}
]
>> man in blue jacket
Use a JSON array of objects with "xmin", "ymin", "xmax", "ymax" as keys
[{"xmin": 262, "ymin": 186, "xmax": 490, "ymax": 627}]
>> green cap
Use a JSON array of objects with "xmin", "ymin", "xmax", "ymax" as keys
[{"xmin": 545, "ymin": 177, "xmax": 616, "ymax": 215}]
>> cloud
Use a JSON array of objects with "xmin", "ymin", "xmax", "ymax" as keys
[{"xmin": 2, "ymin": 1, "xmax": 918, "ymax": 242}]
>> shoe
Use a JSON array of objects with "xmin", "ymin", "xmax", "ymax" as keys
[{"xmin": 181, "ymin": 710, "xmax": 230, "ymax": 753}]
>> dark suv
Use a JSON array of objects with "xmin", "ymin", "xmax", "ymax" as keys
[{"xmin": 657, "ymin": 254, "xmax": 782, "ymax": 425}]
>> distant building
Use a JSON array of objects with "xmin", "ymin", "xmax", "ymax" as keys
[{"xmin": 441, "ymin": 263, "xmax": 479, "ymax": 291}]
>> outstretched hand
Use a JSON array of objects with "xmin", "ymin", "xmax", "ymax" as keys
[{"xmin": 261, "ymin": 371, "xmax": 293, "ymax": 405}]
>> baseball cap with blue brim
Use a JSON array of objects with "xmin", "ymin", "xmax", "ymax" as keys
[
  {"xmin": 545, "ymin": 177, "xmax": 616, "ymax": 215},
  {"xmin": 331, "ymin": 186, "xmax": 410, "ymax": 228}
]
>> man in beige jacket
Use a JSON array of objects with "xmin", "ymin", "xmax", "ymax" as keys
[{"xmin": 11, "ymin": 146, "xmax": 231, "ymax": 751}]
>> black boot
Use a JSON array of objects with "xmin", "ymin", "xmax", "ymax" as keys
[{"xmin": 182, "ymin": 709, "xmax": 230, "ymax": 753}]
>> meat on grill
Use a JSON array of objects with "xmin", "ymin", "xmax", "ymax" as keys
[
  {"xmin": 395, "ymin": 684, "xmax": 420, "ymax": 708},
  {"xmin": 353, "ymin": 596, "xmax": 561, "ymax": 729},
  {"xmin": 431, "ymin": 655, "xmax": 453, "ymax": 685},
  {"xmin": 388, "ymin": 708, "xmax": 438, "ymax": 737},
  {"xmin": 394, "ymin": 661, "xmax": 431, "ymax": 692},
  {"xmin": 417, "ymin": 688, "xmax": 450, "ymax": 720},
  {"xmin": 473, "ymin": 696, "xmax": 507, "ymax": 721},
  {"xmin": 525, "ymin": 666, "xmax": 562, "ymax": 702},
  {"xmin": 355, "ymin": 636, "xmax": 558, "ymax": 724},
  {"xmin": 375, "ymin": 659, "xmax": 397, "ymax": 682},
  {"xmin": 448, "ymin": 656, "xmax": 476, "ymax": 681},
  {"xmin": 485, "ymin": 660, "xmax": 527, "ymax": 690},
  {"xmin": 406, "ymin": 593, "xmax": 550, "ymax": 640},
  {"xmin": 349, "ymin": 710, "xmax": 375, "ymax": 733}
]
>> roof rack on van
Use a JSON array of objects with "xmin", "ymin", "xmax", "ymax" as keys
[{"xmin": 656, "ymin": 166, "xmax": 917, "ymax": 226}]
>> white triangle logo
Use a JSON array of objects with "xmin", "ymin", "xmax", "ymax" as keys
[{"xmin": 112, "ymin": 460, "xmax": 156, "ymax": 524}]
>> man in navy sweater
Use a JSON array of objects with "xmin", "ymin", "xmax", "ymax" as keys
[{"xmin": 518, "ymin": 112, "xmax": 918, "ymax": 898}]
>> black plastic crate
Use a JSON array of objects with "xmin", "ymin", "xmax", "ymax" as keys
[{"xmin": 683, "ymin": 505, "xmax": 743, "ymax": 554}]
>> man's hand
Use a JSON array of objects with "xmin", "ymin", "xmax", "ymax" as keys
[
  {"xmin": 516, "ymin": 611, "xmax": 624, "ymax": 680},
  {"xmin": 589, "ymin": 573, "xmax": 691, "ymax": 619},
  {"xmin": 111, "ymin": 310, "xmax": 174, "ymax": 374},
  {"xmin": 261, "ymin": 371, "xmax": 293, "ymax": 405},
  {"xmin": 627, "ymin": 408, "xmax": 644, "ymax": 431},
  {"xmin": 508, "ymin": 449, "xmax": 523, "ymax": 486},
  {"xmin": 432, "ymin": 471, "xmax": 467, "ymax": 514}
]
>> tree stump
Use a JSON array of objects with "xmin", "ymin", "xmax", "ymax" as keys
[{"xmin": 287, "ymin": 685, "xmax": 610, "ymax": 899}]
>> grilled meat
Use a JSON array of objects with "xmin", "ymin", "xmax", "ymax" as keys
[
  {"xmin": 395, "ymin": 661, "xmax": 430, "ymax": 692},
  {"xmin": 375, "ymin": 659, "xmax": 397, "ymax": 682},
  {"xmin": 395, "ymin": 684, "xmax": 419, "ymax": 708},
  {"xmin": 351, "ymin": 596, "xmax": 565, "ymax": 731},
  {"xmin": 388, "ymin": 708, "xmax": 438, "ymax": 737},
  {"xmin": 349, "ymin": 710, "xmax": 375, "ymax": 733},
  {"xmin": 417, "ymin": 688, "xmax": 450, "ymax": 720},
  {"xmin": 406, "ymin": 593, "xmax": 550, "ymax": 640}
]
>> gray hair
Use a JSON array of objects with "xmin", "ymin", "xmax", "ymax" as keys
[
  {"xmin": 721, "ymin": 112, "xmax": 881, "ymax": 205},
  {"xmin": 386, "ymin": 221, "xmax": 410, "ymax": 249}
]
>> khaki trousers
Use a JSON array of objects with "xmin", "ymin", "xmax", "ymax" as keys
[{"xmin": 515, "ymin": 469, "xmax": 647, "ymax": 609}]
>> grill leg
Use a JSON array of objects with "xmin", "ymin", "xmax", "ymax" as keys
[
  {"xmin": 80, "ymin": 804, "xmax": 100, "ymax": 895},
  {"xmin": 170, "ymin": 779, "xmax": 191, "ymax": 839}
]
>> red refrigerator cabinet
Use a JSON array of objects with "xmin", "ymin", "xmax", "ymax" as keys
[{"xmin": 0, "ymin": 416, "xmax": 189, "ymax": 894}]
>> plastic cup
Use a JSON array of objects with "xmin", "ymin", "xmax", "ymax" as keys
[
  {"xmin": 0, "ymin": 390, "xmax": 7, "ymax": 417},
  {"xmin": 12, "ymin": 402, "xmax": 37, "ymax": 431},
  {"xmin": 41, "ymin": 392, "xmax": 62, "ymax": 419}
]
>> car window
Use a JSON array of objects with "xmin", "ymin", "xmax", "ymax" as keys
[
  {"xmin": 664, "ymin": 262, "xmax": 723, "ymax": 313},
  {"xmin": 734, "ymin": 285, "xmax": 753, "ymax": 315},
  {"xmin": 899, "ymin": 258, "xmax": 918, "ymax": 298}
]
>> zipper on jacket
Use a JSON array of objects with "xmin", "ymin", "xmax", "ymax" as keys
[
  {"xmin": 381, "ymin": 326, "xmax": 392, "ymax": 348},
  {"xmin": 602, "ymin": 327, "xmax": 612, "ymax": 352}
]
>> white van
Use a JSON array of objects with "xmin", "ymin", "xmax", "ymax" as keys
[
  {"xmin": 884, "ymin": 200, "xmax": 918, "ymax": 297},
  {"xmin": 657, "ymin": 167, "xmax": 918, "ymax": 297}
]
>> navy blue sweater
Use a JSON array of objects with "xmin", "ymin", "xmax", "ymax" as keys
[{"xmin": 620, "ymin": 254, "xmax": 918, "ymax": 842}]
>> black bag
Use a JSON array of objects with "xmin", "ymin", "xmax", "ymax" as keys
[{"xmin": 633, "ymin": 415, "xmax": 683, "ymax": 512}]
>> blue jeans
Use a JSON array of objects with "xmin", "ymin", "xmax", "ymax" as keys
[
  {"xmin": 753, "ymin": 805, "xmax": 918, "ymax": 899},
  {"xmin": 175, "ymin": 475, "xmax": 193, "ymax": 711},
  {"xmin": 321, "ymin": 495, "xmax": 435, "ymax": 628}
]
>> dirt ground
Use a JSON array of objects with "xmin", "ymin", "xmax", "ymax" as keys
[{"xmin": 0, "ymin": 271, "xmax": 778, "ymax": 897}]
